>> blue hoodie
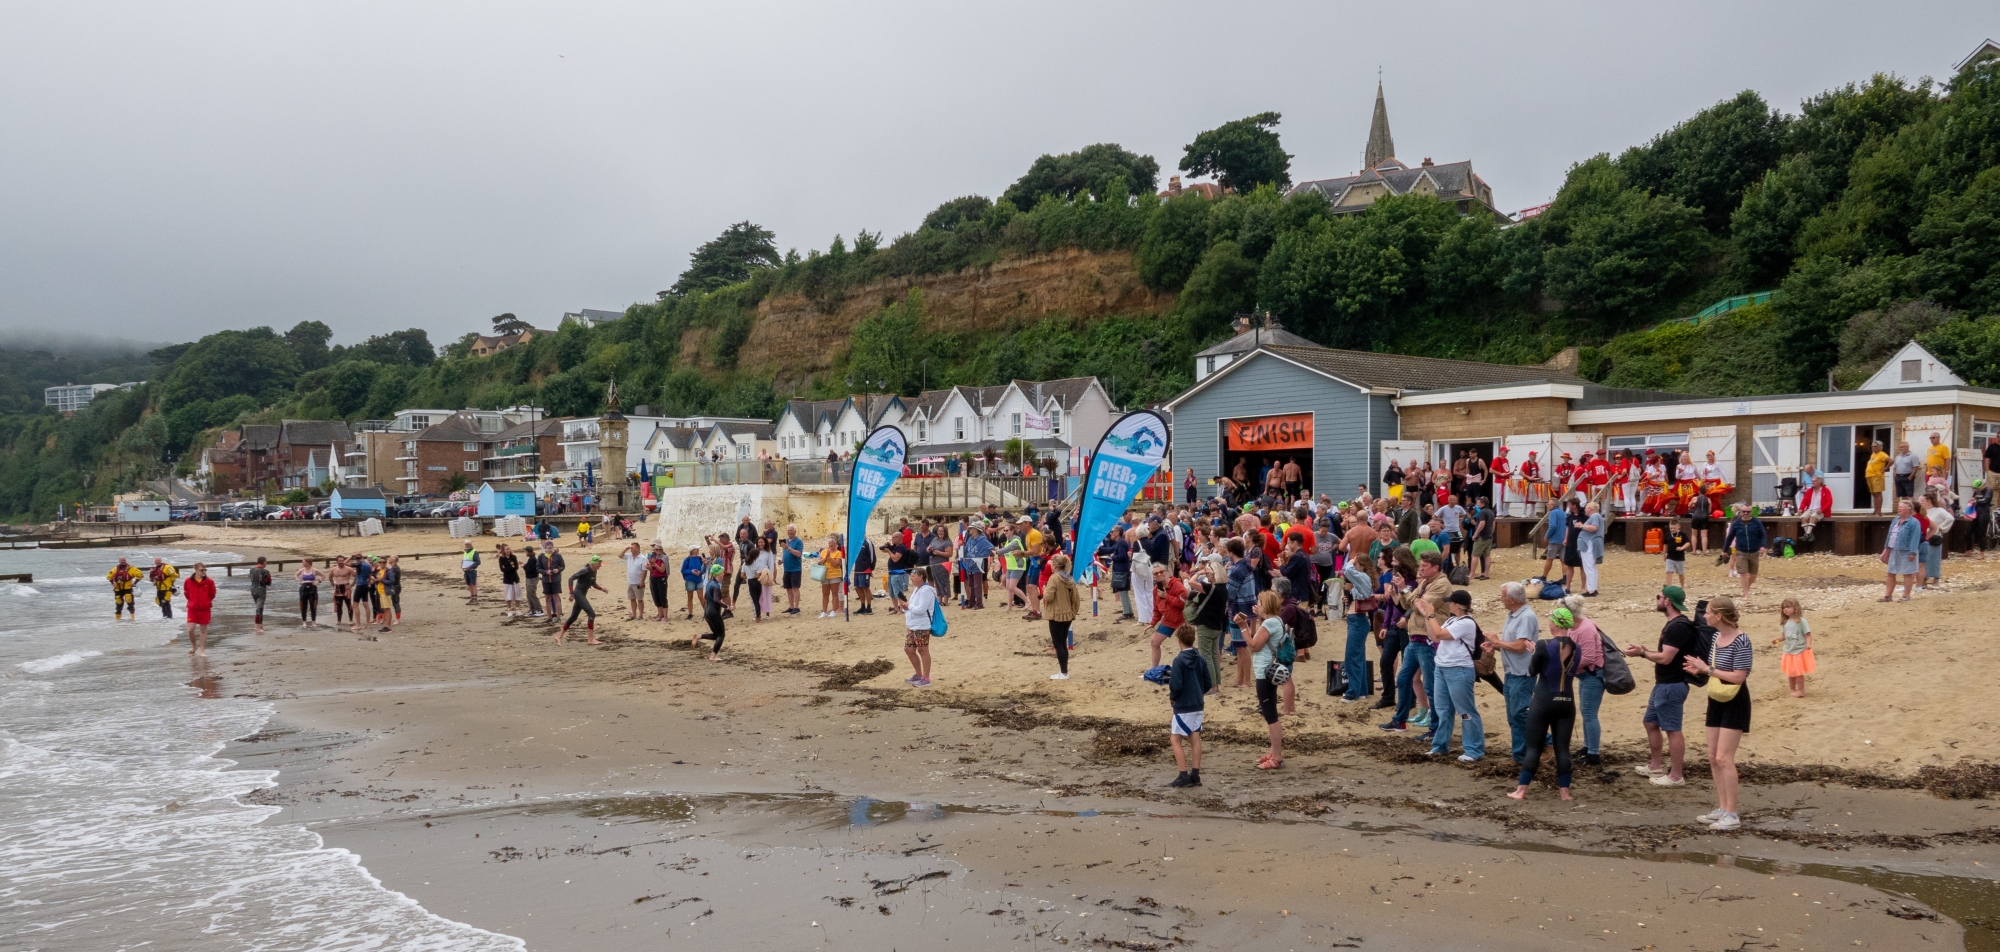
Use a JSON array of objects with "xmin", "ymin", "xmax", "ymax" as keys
[
  {"xmin": 679, "ymin": 555, "xmax": 705, "ymax": 585},
  {"xmin": 1168, "ymin": 647, "xmax": 1212, "ymax": 714}
]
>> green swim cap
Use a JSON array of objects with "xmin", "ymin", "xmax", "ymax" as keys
[
  {"xmin": 588, "ymin": 555, "xmax": 603, "ymax": 564},
  {"xmin": 1409, "ymin": 539, "xmax": 1439, "ymax": 556},
  {"xmin": 707, "ymin": 562, "xmax": 723, "ymax": 575},
  {"xmin": 1550, "ymin": 607, "xmax": 1575, "ymax": 628}
]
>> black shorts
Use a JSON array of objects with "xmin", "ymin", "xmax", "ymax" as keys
[
  {"xmin": 1706, "ymin": 686, "xmax": 1752, "ymax": 733},
  {"xmin": 1256, "ymin": 675, "xmax": 1280, "ymax": 725},
  {"xmin": 783, "ymin": 569, "xmax": 802, "ymax": 590}
]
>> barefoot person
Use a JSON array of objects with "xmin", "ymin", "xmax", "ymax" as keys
[
  {"xmin": 556, "ymin": 555, "xmax": 607, "ymax": 646},
  {"xmin": 182, "ymin": 563, "xmax": 216, "ymax": 657},
  {"xmin": 902, "ymin": 570, "xmax": 938, "ymax": 687},
  {"xmin": 296, "ymin": 558, "xmax": 320, "ymax": 630},
  {"xmin": 1774, "ymin": 597, "xmax": 1815, "ymax": 698},
  {"xmin": 1509, "ymin": 611, "xmax": 1577, "ymax": 802},
  {"xmin": 695, "ymin": 562, "xmax": 727, "ymax": 661},
  {"xmin": 247, "ymin": 557, "xmax": 272, "ymax": 632}
]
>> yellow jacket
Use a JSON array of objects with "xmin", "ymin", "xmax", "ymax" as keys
[
  {"xmin": 150, "ymin": 564, "xmax": 179, "ymax": 593},
  {"xmin": 107, "ymin": 565, "xmax": 142, "ymax": 592}
]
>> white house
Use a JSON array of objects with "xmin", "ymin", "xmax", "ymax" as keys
[
  {"xmin": 1857, "ymin": 341, "xmax": 1966, "ymax": 391},
  {"xmin": 644, "ymin": 426, "xmax": 702, "ymax": 465},
  {"xmin": 773, "ymin": 394, "xmax": 904, "ymax": 460},
  {"xmin": 897, "ymin": 377, "xmax": 1117, "ymax": 472}
]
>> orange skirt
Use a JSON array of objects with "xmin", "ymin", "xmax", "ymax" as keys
[{"xmin": 1780, "ymin": 648, "xmax": 1816, "ymax": 677}]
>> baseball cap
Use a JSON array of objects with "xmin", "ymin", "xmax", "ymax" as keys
[
  {"xmin": 1446, "ymin": 589, "xmax": 1472, "ymax": 609},
  {"xmin": 1660, "ymin": 585, "xmax": 1687, "ymax": 613}
]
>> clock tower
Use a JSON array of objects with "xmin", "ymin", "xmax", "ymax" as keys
[{"xmin": 596, "ymin": 379, "xmax": 631, "ymax": 511}]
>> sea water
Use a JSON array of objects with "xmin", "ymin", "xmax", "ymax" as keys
[{"xmin": 0, "ymin": 547, "xmax": 523, "ymax": 951}]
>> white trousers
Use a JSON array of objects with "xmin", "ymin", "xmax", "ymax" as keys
[{"xmin": 1132, "ymin": 568, "xmax": 1154, "ymax": 625}]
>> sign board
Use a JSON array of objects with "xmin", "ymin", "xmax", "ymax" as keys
[{"xmin": 1226, "ymin": 414, "xmax": 1313, "ymax": 452}]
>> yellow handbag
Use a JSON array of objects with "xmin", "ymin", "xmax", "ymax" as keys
[{"xmin": 1705, "ymin": 637, "xmax": 1741, "ymax": 703}]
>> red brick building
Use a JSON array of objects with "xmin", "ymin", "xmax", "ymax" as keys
[{"xmin": 395, "ymin": 413, "xmax": 495, "ymax": 496}]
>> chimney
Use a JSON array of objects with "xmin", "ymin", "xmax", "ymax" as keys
[
  {"xmin": 1421, "ymin": 157, "xmax": 1433, "ymax": 167},
  {"xmin": 1232, "ymin": 314, "xmax": 1253, "ymax": 335}
]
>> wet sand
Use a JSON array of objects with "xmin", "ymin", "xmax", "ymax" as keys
[{"xmin": 173, "ymin": 523, "xmax": 2000, "ymax": 950}]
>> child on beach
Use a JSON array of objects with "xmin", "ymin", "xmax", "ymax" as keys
[
  {"xmin": 1773, "ymin": 597, "xmax": 1815, "ymax": 697},
  {"xmin": 1166, "ymin": 625, "xmax": 1211, "ymax": 787},
  {"xmin": 1662, "ymin": 516, "xmax": 1688, "ymax": 588}
]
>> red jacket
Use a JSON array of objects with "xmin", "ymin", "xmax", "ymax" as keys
[
  {"xmin": 184, "ymin": 576, "xmax": 217, "ymax": 611},
  {"xmin": 1799, "ymin": 485, "xmax": 1834, "ymax": 517},
  {"xmin": 1154, "ymin": 578, "xmax": 1188, "ymax": 629}
]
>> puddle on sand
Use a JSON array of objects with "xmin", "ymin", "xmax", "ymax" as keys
[{"xmin": 1339, "ymin": 821, "xmax": 2000, "ymax": 952}]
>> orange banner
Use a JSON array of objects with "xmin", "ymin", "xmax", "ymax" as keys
[{"xmin": 1227, "ymin": 414, "xmax": 1313, "ymax": 452}]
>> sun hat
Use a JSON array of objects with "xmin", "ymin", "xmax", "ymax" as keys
[{"xmin": 1660, "ymin": 585, "xmax": 1687, "ymax": 613}]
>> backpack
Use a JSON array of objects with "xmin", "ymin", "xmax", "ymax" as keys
[
  {"xmin": 929, "ymin": 600, "xmax": 948, "ymax": 637},
  {"xmin": 1536, "ymin": 579, "xmax": 1567, "ymax": 600},
  {"xmin": 1448, "ymin": 564, "xmax": 1471, "ymax": 586},
  {"xmin": 1595, "ymin": 632, "xmax": 1636, "ymax": 695}
]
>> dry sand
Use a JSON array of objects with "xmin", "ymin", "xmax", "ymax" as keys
[{"xmin": 167, "ymin": 521, "xmax": 2000, "ymax": 950}]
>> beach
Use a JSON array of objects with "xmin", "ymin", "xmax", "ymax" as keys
[{"xmin": 104, "ymin": 520, "xmax": 1991, "ymax": 950}]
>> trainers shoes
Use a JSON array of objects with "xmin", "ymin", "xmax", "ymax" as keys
[
  {"xmin": 1457, "ymin": 754, "xmax": 1483, "ymax": 764},
  {"xmin": 1695, "ymin": 808, "xmax": 1728, "ymax": 823},
  {"xmin": 1650, "ymin": 774, "xmax": 1686, "ymax": 787},
  {"xmin": 1707, "ymin": 812, "xmax": 1741, "ymax": 831},
  {"xmin": 1377, "ymin": 720, "xmax": 1408, "ymax": 732},
  {"xmin": 1049, "ymin": 673, "xmax": 1069, "ymax": 681}
]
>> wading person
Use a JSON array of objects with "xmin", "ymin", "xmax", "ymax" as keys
[
  {"xmin": 150, "ymin": 557, "xmax": 180, "ymax": 619},
  {"xmin": 182, "ymin": 563, "xmax": 216, "ymax": 657},
  {"xmin": 108, "ymin": 557, "xmax": 142, "ymax": 620}
]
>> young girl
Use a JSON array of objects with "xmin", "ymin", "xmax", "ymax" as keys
[
  {"xmin": 1773, "ymin": 597, "xmax": 1815, "ymax": 697},
  {"xmin": 1233, "ymin": 589, "xmax": 1289, "ymax": 770}
]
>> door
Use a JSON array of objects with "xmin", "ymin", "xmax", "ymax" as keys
[
  {"xmin": 1903, "ymin": 414, "xmax": 1955, "ymax": 491},
  {"xmin": 1688, "ymin": 425, "xmax": 1738, "ymax": 488},
  {"xmin": 1379, "ymin": 440, "xmax": 1426, "ymax": 496},
  {"xmin": 1818, "ymin": 425, "xmax": 1855, "ymax": 511},
  {"xmin": 1501, "ymin": 434, "xmax": 1554, "ymax": 515},
  {"xmin": 1751, "ymin": 424, "xmax": 1802, "ymax": 506}
]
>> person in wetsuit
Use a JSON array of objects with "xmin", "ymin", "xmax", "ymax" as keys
[{"xmin": 557, "ymin": 554, "xmax": 607, "ymax": 646}]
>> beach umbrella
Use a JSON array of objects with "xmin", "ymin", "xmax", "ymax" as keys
[
  {"xmin": 638, "ymin": 458, "xmax": 650, "ymax": 482},
  {"xmin": 585, "ymin": 461, "xmax": 595, "ymax": 488}
]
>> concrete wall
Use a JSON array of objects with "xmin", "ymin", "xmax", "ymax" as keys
[{"xmin": 649, "ymin": 484, "xmax": 847, "ymax": 553}]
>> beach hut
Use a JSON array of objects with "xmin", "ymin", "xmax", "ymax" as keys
[
  {"xmin": 477, "ymin": 481, "xmax": 538, "ymax": 518},
  {"xmin": 328, "ymin": 487, "xmax": 387, "ymax": 520}
]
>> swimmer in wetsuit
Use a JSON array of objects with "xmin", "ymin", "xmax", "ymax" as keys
[
  {"xmin": 296, "ymin": 558, "xmax": 320, "ymax": 630},
  {"xmin": 107, "ymin": 557, "xmax": 143, "ymax": 619},
  {"xmin": 329, "ymin": 555, "xmax": 355, "ymax": 626}
]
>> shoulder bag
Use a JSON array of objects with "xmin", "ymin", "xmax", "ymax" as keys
[
  {"xmin": 1705, "ymin": 636, "xmax": 1741, "ymax": 702},
  {"xmin": 1595, "ymin": 631, "xmax": 1636, "ymax": 695}
]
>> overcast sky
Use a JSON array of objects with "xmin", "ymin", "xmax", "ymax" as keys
[{"xmin": 0, "ymin": 2, "xmax": 1989, "ymax": 347}]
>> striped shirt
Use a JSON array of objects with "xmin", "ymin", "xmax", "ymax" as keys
[{"xmin": 1710, "ymin": 632, "xmax": 1753, "ymax": 673}]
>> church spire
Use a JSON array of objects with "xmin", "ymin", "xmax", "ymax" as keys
[{"xmin": 1364, "ymin": 79, "xmax": 1396, "ymax": 170}]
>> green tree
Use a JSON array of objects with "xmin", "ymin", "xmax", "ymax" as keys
[
  {"xmin": 346, "ymin": 329, "xmax": 436, "ymax": 367},
  {"xmin": 669, "ymin": 221, "xmax": 781, "ymax": 296},
  {"xmin": 920, "ymin": 195, "xmax": 993, "ymax": 231},
  {"xmin": 846, "ymin": 292, "xmax": 925, "ymax": 394},
  {"xmin": 1537, "ymin": 157, "xmax": 1712, "ymax": 330},
  {"xmin": 284, "ymin": 321, "xmax": 335, "ymax": 371},
  {"xmin": 1135, "ymin": 191, "xmax": 1216, "ymax": 290},
  {"xmin": 540, "ymin": 371, "xmax": 598, "ymax": 417},
  {"xmin": 491, "ymin": 313, "xmax": 531, "ymax": 336},
  {"xmin": 1175, "ymin": 240, "xmax": 1259, "ymax": 344},
  {"xmin": 1617, "ymin": 91, "xmax": 1788, "ymax": 234},
  {"xmin": 656, "ymin": 368, "xmax": 718, "ymax": 416},
  {"xmin": 1180, "ymin": 111, "xmax": 1292, "ymax": 193},
  {"xmin": 1001, "ymin": 143, "xmax": 1159, "ymax": 208},
  {"xmin": 1919, "ymin": 313, "xmax": 2000, "ymax": 387},
  {"xmin": 157, "ymin": 327, "xmax": 303, "ymax": 408}
]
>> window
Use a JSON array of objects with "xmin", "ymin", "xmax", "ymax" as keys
[
  {"xmin": 737, "ymin": 443, "xmax": 749, "ymax": 459},
  {"xmin": 954, "ymin": 416, "xmax": 965, "ymax": 441},
  {"xmin": 1010, "ymin": 412, "xmax": 1022, "ymax": 436},
  {"xmin": 463, "ymin": 441, "xmax": 478, "ymax": 452},
  {"xmin": 464, "ymin": 461, "xmax": 479, "ymax": 471},
  {"xmin": 1606, "ymin": 433, "xmax": 1688, "ymax": 452},
  {"xmin": 1050, "ymin": 409, "xmax": 1062, "ymax": 435},
  {"xmin": 985, "ymin": 420, "xmax": 994, "ymax": 439},
  {"xmin": 1204, "ymin": 356, "xmax": 1215, "ymax": 375},
  {"xmin": 1901, "ymin": 359, "xmax": 1922, "ymax": 383},
  {"xmin": 917, "ymin": 419, "xmax": 928, "ymax": 442}
]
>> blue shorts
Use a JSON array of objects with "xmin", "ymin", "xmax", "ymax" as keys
[
  {"xmin": 1156, "ymin": 623, "xmax": 1176, "ymax": 637},
  {"xmin": 1644, "ymin": 682, "xmax": 1689, "ymax": 732},
  {"xmin": 888, "ymin": 572, "xmax": 910, "ymax": 598}
]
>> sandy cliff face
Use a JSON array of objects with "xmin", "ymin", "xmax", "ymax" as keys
[{"xmin": 721, "ymin": 249, "xmax": 1172, "ymax": 380}]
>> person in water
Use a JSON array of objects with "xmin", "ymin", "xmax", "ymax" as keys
[
  {"xmin": 107, "ymin": 557, "xmax": 143, "ymax": 619},
  {"xmin": 183, "ymin": 563, "xmax": 217, "ymax": 657},
  {"xmin": 149, "ymin": 557, "xmax": 180, "ymax": 619}
]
